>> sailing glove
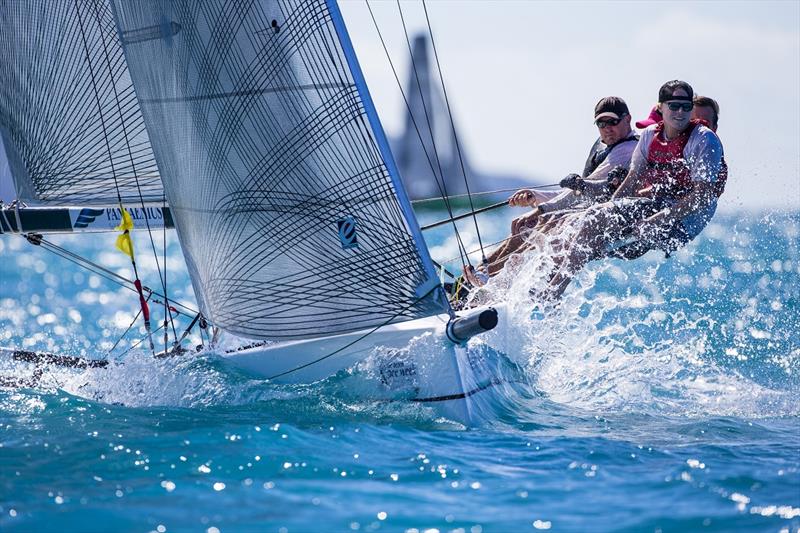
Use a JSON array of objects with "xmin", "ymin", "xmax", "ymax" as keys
[
  {"xmin": 606, "ymin": 166, "xmax": 628, "ymax": 193},
  {"xmin": 560, "ymin": 173, "xmax": 586, "ymax": 192}
]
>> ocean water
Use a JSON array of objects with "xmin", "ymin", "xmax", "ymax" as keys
[{"xmin": 1, "ymin": 209, "xmax": 798, "ymax": 532}]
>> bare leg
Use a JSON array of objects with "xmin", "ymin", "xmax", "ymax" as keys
[
  {"xmin": 485, "ymin": 232, "xmax": 529, "ymax": 275},
  {"xmin": 546, "ymin": 204, "xmax": 628, "ymax": 299},
  {"xmin": 484, "ymin": 212, "xmax": 575, "ymax": 277}
]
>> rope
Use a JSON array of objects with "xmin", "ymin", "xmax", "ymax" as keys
[
  {"xmin": 396, "ymin": 3, "xmax": 456, "ymax": 212},
  {"xmin": 437, "ymin": 206, "xmax": 589, "ymax": 268},
  {"xmin": 22, "ymin": 233, "xmax": 198, "ymax": 317},
  {"xmin": 421, "ymin": 200, "xmax": 508, "ymax": 232},
  {"xmin": 74, "ymin": 0, "xmax": 154, "ymax": 354},
  {"xmin": 410, "ymin": 183, "xmax": 561, "ymax": 206},
  {"xmin": 106, "ymin": 304, "xmax": 145, "ymax": 356},
  {"xmin": 118, "ymin": 321, "xmax": 167, "ymax": 357},
  {"xmin": 87, "ymin": 1, "xmax": 173, "ymax": 346},
  {"xmin": 364, "ymin": 0, "xmax": 470, "ymax": 266},
  {"xmin": 162, "ymin": 193, "xmax": 176, "ymax": 350},
  {"xmin": 421, "ymin": 0, "xmax": 486, "ymax": 262}
]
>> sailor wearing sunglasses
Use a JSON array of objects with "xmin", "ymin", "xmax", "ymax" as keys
[
  {"xmin": 615, "ymin": 80, "xmax": 724, "ymax": 240},
  {"xmin": 465, "ymin": 97, "xmax": 639, "ymax": 287},
  {"xmin": 508, "ymin": 97, "xmax": 638, "ymax": 219},
  {"xmin": 546, "ymin": 80, "xmax": 725, "ymax": 299}
]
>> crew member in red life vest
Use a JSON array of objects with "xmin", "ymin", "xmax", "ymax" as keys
[
  {"xmin": 637, "ymin": 95, "xmax": 728, "ymax": 198},
  {"xmin": 546, "ymin": 80, "xmax": 725, "ymax": 299}
]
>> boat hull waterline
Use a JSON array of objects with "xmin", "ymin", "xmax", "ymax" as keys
[
  {"xmin": 1, "ymin": 305, "xmax": 504, "ymax": 423},
  {"xmin": 223, "ymin": 305, "xmax": 502, "ymax": 423}
]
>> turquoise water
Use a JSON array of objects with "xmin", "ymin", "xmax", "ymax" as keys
[{"xmin": 1, "ymin": 210, "xmax": 799, "ymax": 532}]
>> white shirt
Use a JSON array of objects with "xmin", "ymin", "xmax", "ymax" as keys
[
  {"xmin": 538, "ymin": 133, "xmax": 638, "ymax": 214},
  {"xmin": 628, "ymin": 123, "xmax": 725, "ymax": 238}
]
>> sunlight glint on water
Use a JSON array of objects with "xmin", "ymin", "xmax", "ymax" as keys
[{"xmin": 1, "ymin": 211, "xmax": 798, "ymax": 531}]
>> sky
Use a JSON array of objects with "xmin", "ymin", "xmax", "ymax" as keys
[{"xmin": 340, "ymin": 0, "xmax": 800, "ymax": 211}]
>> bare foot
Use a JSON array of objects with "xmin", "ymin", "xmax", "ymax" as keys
[{"xmin": 462, "ymin": 265, "xmax": 488, "ymax": 287}]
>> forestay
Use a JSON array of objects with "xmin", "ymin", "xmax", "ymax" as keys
[
  {"xmin": 113, "ymin": 0, "xmax": 448, "ymax": 340},
  {"xmin": 0, "ymin": 0, "xmax": 163, "ymax": 205}
]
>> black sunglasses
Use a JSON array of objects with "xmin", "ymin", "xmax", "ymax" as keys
[
  {"xmin": 595, "ymin": 116, "xmax": 623, "ymax": 128},
  {"xmin": 666, "ymin": 102, "xmax": 693, "ymax": 112}
]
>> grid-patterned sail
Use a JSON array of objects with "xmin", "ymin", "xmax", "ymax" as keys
[
  {"xmin": 0, "ymin": 0, "xmax": 163, "ymax": 205},
  {"xmin": 113, "ymin": 0, "xmax": 446, "ymax": 340}
]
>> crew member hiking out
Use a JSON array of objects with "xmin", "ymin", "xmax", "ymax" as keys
[
  {"xmin": 545, "ymin": 80, "xmax": 726, "ymax": 299},
  {"xmin": 463, "ymin": 96, "xmax": 638, "ymax": 288}
]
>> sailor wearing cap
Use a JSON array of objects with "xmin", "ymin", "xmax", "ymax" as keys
[
  {"xmin": 506, "ymin": 96, "xmax": 639, "ymax": 233},
  {"xmin": 464, "ymin": 96, "xmax": 640, "ymax": 288},
  {"xmin": 546, "ymin": 80, "xmax": 725, "ymax": 299}
]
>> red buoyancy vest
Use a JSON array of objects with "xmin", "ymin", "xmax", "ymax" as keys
[
  {"xmin": 640, "ymin": 119, "xmax": 726, "ymax": 199},
  {"xmin": 639, "ymin": 120, "xmax": 700, "ymax": 199}
]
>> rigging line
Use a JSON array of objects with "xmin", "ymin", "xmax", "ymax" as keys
[
  {"xmin": 163, "ymin": 192, "xmax": 176, "ymax": 351},
  {"xmin": 410, "ymin": 182, "xmax": 562, "ymax": 205},
  {"xmin": 37, "ymin": 242, "xmax": 194, "ymax": 318},
  {"xmin": 439, "ymin": 235, "xmax": 512, "ymax": 268},
  {"xmin": 28, "ymin": 234, "xmax": 199, "ymax": 317},
  {"xmin": 73, "ymin": 0, "xmax": 153, "ymax": 354},
  {"xmin": 172, "ymin": 312, "xmax": 203, "ymax": 352},
  {"xmin": 38, "ymin": 240, "xmax": 139, "ymax": 294},
  {"xmin": 88, "ymin": 0, "xmax": 174, "ymax": 343},
  {"xmin": 437, "ymin": 205, "xmax": 590, "ymax": 267},
  {"xmin": 420, "ymin": 200, "xmax": 508, "ymax": 231},
  {"xmin": 394, "ymin": 0, "xmax": 477, "ymax": 274},
  {"xmin": 431, "ymin": 259, "xmax": 456, "ymax": 280},
  {"xmin": 395, "ymin": 2, "xmax": 454, "ymax": 211},
  {"xmin": 263, "ymin": 283, "xmax": 441, "ymax": 381},
  {"xmin": 422, "ymin": 0, "xmax": 485, "ymax": 263},
  {"xmin": 107, "ymin": 306, "xmax": 144, "ymax": 356},
  {"xmin": 364, "ymin": 0, "xmax": 470, "ymax": 265},
  {"xmin": 118, "ymin": 320, "xmax": 167, "ymax": 358},
  {"xmin": 72, "ymin": 0, "xmax": 121, "ymax": 204}
]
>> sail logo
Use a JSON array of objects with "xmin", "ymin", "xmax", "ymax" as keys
[
  {"xmin": 105, "ymin": 206, "xmax": 164, "ymax": 223},
  {"xmin": 337, "ymin": 216, "xmax": 358, "ymax": 249},
  {"xmin": 68, "ymin": 206, "xmax": 169, "ymax": 231},
  {"xmin": 73, "ymin": 208, "xmax": 105, "ymax": 228}
]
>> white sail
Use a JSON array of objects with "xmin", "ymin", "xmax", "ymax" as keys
[
  {"xmin": 113, "ymin": 0, "xmax": 449, "ymax": 341},
  {"xmin": 0, "ymin": 0, "xmax": 163, "ymax": 206}
]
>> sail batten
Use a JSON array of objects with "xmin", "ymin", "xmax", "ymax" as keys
[{"xmin": 114, "ymin": 0, "xmax": 447, "ymax": 341}]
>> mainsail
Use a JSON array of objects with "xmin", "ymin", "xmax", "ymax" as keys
[
  {"xmin": 0, "ymin": 0, "xmax": 163, "ymax": 205},
  {"xmin": 113, "ymin": 0, "xmax": 448, "ymax": 340}
]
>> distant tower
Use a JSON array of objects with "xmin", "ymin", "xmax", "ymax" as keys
[{"xmin": 392, "ymin": 34, "xmax": 470, "ymax": 200}]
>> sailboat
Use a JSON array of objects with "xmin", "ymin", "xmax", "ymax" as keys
[{"xmin": 0, "ymin": 0, "xmax": 504, "ymax": 421}]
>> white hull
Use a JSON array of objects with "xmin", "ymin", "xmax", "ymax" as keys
[
  {"xmin": 222, "ymin": 305, "xmax": 505, "ymax": 423},
  {"xmin": 0, "ymin": 306, "xmax": 507, "ymax": 424}
]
